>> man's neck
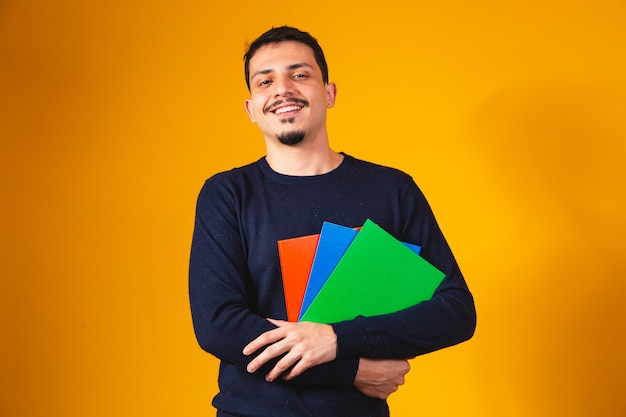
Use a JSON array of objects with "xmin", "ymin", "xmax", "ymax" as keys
[{"xmin": 265, "ymin": 139, "xmax": 344, "ymax": 176}]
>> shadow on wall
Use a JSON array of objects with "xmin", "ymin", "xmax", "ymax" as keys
[{"xmin": 470, "ymin": 82, "xmax": 626, "ymax": 416}]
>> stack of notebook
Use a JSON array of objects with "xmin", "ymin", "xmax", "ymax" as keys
[{"xmin": 278, "ymin": 219, "xmax": 445, "ymax": 324}]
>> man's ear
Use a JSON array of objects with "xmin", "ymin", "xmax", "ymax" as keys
[
  {"xmin": 326, "ymin": 82, "xmax": 337, "ymax": 108},
  {"xmin": 244, "ymin": 99, "xmax": 256, "ymax": 122}
]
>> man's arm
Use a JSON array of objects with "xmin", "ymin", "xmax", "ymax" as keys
[
  {"xmin": 332, "ymin": 181, "xmax": 476, "ymax": 361},
  {"xmin": 354, "ymin": 358, "xmax": 411, "ymax": 399},
  {"xmin": 241, "ymin": 180, "xmax": 475, "ymax": 383},
  {"xmin": 189, "ymin": 179, "xmax": 359, "ymax": 388},
  {"xmin": 243, "ymin": 319, "xmax": 337, "ymax": 382},
  {"xmin": 243, "ymin": 319, "xmax": 410, "ymax": 399}
]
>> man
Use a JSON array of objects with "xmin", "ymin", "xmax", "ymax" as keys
[{"xmin": 189, "ymin": 26, "xmax": 476, "ymax": 417}]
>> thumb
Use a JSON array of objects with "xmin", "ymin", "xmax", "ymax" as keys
[{"xmin": 267, "ymin": 318, "xmax": 288, "ymax": 327}]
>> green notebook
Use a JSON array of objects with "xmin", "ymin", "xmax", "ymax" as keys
[{"xmin": 299, "ymin": 219, "xmax": 445, "ymax": 324}]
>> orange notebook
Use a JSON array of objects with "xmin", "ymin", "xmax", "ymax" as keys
[{"xmin": 277, "ymin": 233, "xmax": 320, "ymax": 321}]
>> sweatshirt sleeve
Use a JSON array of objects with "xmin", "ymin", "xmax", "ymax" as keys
[
  {"xmin": 188, "ymin": 178, "xmax": 359, "ymax": 388},
  {"xmin": 331, "ymin": 180, "xmax": 477, "ymax": 359}
]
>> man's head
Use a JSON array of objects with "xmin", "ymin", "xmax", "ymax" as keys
[
  {"xmin": 244, "ymin": 26, "xmax": 329, "ymax": 92},
  {"xmin": 243, "ymin": 27, "xmax": 336, "ymax": 147}
]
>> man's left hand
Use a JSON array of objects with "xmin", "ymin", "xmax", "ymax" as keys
[{"xmin": 243, "ymin": 318, "xmax": 337, "ymax": 382}]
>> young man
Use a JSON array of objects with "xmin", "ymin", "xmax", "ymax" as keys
[{"xmin": 189, "ymin": 26, "xmax": 476, "ymax": 417}]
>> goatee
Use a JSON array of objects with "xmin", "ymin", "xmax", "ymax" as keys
[{"xmin": 277, "ymin": 131, "xmax": 306, "ymax": 146}]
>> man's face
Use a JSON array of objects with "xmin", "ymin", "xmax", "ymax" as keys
[{"xmin": 245, "ymin": 41, "xmax": 336, "ymax": 146}]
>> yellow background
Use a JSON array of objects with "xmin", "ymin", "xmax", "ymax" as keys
[{"xmin": 1, "ymin": 1, "xmax": 625, "ymax": 416}]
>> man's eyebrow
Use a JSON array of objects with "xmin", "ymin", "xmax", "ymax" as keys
[
  {"xmin": 250, "ymin": 68, "xmax": 273, "ymax": 80},
  {"xmin": 287, "ymin": 62, "xmax": 314, "ymax": 71},
  {"xmin": 250, "ymin": 62, "xmax": 314, "ymax": 80}
]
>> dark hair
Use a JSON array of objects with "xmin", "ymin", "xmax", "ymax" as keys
[{"xmin": 243, "ymin": 26, "xmax": 329, "ymax": 91}]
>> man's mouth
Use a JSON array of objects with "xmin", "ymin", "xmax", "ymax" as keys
[
  {"xmin": 265, "ymin": 98, "xmax": 309, "ymax": 115},
  {"xmin": 274, "ymin": 105, "xmax": 303, "ymax": 115}
]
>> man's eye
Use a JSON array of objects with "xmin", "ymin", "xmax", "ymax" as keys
[
  {"xmin": 259, "ymin": 79, "xmax": 272, "ymax": 86},
  {"xmin": 293, "ymin": 73, "xmax": 308, "ymax": 79}
]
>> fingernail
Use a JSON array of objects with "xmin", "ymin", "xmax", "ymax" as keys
[
  {"xmin": 247, "ymin": 363, "xmax": 255, "ymax": 373},
  {"xmin": 243, "ymin": 347, "xmax": 250, "ymax": 355}
]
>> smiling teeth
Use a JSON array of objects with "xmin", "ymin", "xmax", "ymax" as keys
[{"xmin": 274, "ymin": 105, "xmax": 302, "ymax": 115}]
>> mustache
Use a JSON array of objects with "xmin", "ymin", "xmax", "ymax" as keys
[{"xmin": 264, "ymin": 98, "xmax": 309, "ymax": 114}]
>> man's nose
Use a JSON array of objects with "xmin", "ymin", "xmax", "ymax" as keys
[{"xmin": 273, "ymin": 76, "xmax": 295, "ymax": 96}]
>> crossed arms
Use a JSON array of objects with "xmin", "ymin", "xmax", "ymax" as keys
[
  {"xmin": 243, "ymin": 318, "xmax": 410, "ymax": 399},
  {"xmin": 189, "ymin": 177, "xmax": 476, "ymax": 400}
]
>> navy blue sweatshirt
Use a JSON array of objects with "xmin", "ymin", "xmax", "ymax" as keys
[{"xmin": 189, "ymin": 154, "xmax": 476, "ymax": 417}]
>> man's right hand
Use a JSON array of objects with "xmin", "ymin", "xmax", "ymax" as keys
[{"xmin": 354, "ymin": 358, "xmax": 410, "ymax": 399}]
